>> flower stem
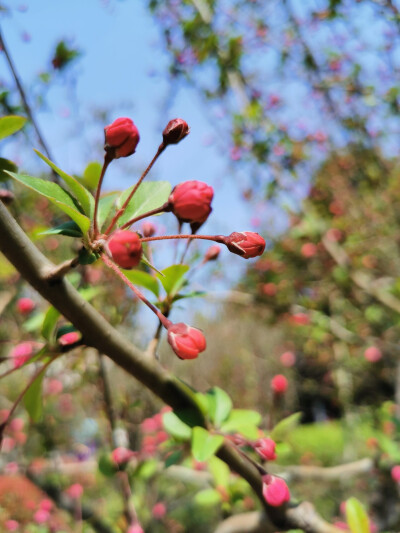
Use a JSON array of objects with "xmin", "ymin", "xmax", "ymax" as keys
[
  {"xmin": 101, "ymin": 254, "xmax": 171, "ymax": 329},
  {"xmin": 104, "ymin": 143, "xmax": 166, "ymax": 235},
  {"xmin": 93, "ymin": 153, "xmax": 113, "ymax": 237},
  {"xmin": 141, "ymin": 234, "xmax": 225, "ymax": 244},
  {"xmin": 119, "ymin": 202, "xmax": 170, "ymax": 231}
]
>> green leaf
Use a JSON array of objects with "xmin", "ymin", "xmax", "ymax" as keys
[
  {"xmin": 123, "ymin": 269, "xmax": 160, "ymax": 297},
  {"xmin": 0, "ymin": 115, "xmax": 26, "ymax": 140},
  {"xmin": 163, "ymin": 411, "xmax": 192, "ymax": 441},
  {"xmin": 271, "ymin": 412, "xmax": 302, "ymax": 442},
  {"xmin": 39, "ymin": 220, "xmax": 82, "ymax": 238},
  {"xmin": 34, "ymin": 150, "xmax": 94, "ymax": 217},
  {"xmin": 191, "ymin": 427, "xmax": 224, "ymax": 462},
  {"xmin": 206, "ymin": 387, "xmax": 233, "ymax": 427},
  {"xmin": 157, "ymin": 264, "xmax": 189, "ymax": 296},
  {"xmin": 78, "ymin": 286, "xmax": 103, "ymax": 301},
  {"xmin": 346, "ymin": 497, "xmax": 370, "ymax": 533},
  {"xmin": 164, "ymin": 450, "xmax": 183, "ymax": 468},
  {"xmin": 6, "ymin": 172, "xmax": 91, "ymax": 234},
  {"xmin": 209, "ymin": 456, "xmax": 230, "ymax": 487},
  {"xmin": 23, "ymin": 312, "xmax": 45, "ymax": 333},
  {"xmin": 83, "ymin": 161, "xmax": 102, "ymax": 189},
  {"xmin": 78, "ymin": 248, "xmax": 98, "ymax": 265},
  {"xmin": 117, "ymin": 181, "xmax": 171, "ymax": 226},
  {"xmin": 0, "ymin": 157, "xmax": 17, "ymax": 182},
  {"xmin": 220, "ymin": 409, "xmax": 262, "ymax": 439},
  {"xmin": 194, "ymin": 489, "xmax": 222, "ymax": 507},
  {"xmin": 172, "ymin": 291, "xmax": 206, "ymax": 302},
  {"xmin": 98, "ymin": 192, "xmax": 118, "ymax": 230},
  {"xmin": 98, "ymin": 453, "xmax": 117, "ymax": 477},
  {"xmin": 41, "ymin": 306, "xmax": 60, "ymax": 341},
  {"xmin": 24, "ymin": 371, "xmax": 45, "ymax": 422}
]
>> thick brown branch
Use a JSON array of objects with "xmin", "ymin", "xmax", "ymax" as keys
[{"xmin": 0, "ymin": 202, "xmax": 341, "ymax": 533}]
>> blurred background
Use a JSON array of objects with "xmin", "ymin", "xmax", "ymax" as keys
[{"xmin": 1, "ymin": 0, "xmax": 400, "ymax": 531}]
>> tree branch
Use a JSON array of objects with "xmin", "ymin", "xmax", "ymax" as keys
[{"xmin": 0, "ymin": 201, "xmax": 341, "ymax": 533}]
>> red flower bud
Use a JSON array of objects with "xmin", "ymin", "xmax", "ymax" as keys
[
  {"xmin": 254, "ymin": 438, "xmax": 277, "ymax": 461},
  {"xmin": 106, "ymin": 230, "xmax": 143, "ymax": 269},
  {"xmin": 224, "ymin": 232, "xmax": 265, "ymax": 259},
  {"xmin": 16, "ymin": 297, "xmax": 35, "ymax": 315},
  {"xmin": 162, "ymin": 118, "xmax": 189, "ymax": 145},
  {"xmin": 262, "ymin": 475, "xmax": 290, "ymax": 507},
  {"xmin": 169, "ymin": 180, "xmax": 214, "ymax": 225},
  {"xmin": 58, "ymin": 331, "xmax": 81, "ymax": 347},
  {"xmin": 271, "ymin": 374, "xmax": 288, "ymax": 394},
  {"xmin": 141, "ymin": 221, "xmax": 156, "ymax": 238},
  {"xmin": 167, "ymin": 322, "xmax": 206, "ymax": 360},
  {"xmin": 111, "ymin": 447, "xmax": 136, "ymax": 465},
  {"xmin": 104, "ymin": 117, "xmax": 140, "ymax": 159},
  {"xmin": 204, "ymin": 245, "xmax": 221, "ymax": 263}
]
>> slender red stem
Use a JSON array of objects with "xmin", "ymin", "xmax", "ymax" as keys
[
  {"xmin": 119, "ymin": 202, "xmax": 170, "ymax": 231},
  {"xmin": 93, "ymin": 153, "xmax": 113, "ymax": 237},
  {"xmin": 101, "ymin": 254, "xmax": 171, "ymax": 329},
  {"xmin": 141, "ymin": 234, "xmax": 224, "ymax": 243},
  {"xmin": 104, "ymin": 143, "xmax": 166, "ymax": 235}
]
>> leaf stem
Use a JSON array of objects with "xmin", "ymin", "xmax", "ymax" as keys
[
  {"xmin": 119, "ymin": 201, "xmax": 170, "ymax": 231},
  {"xmin": 101, "ymin": 254, "xmax": 171, "ymax": 329},
  {"xmin": 104, "ymin": 143, "xmax": 166, "ymax": 235},
  {"xmin": 141, "ymin": 234, "xmax": 225, "ymax": 244},
  {"xmin": 93, "ymin": 153, "xmax": 113, "ymax": 237}
]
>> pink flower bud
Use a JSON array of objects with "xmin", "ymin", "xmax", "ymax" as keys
[
  {"xmin": 162, "ymin": 118, "xmax": 189, "ymax": 145},
  {"xmin": 39, "ymin": 499, "xmax": 54, "ymax": 512},
  {"xmin": 16, "ymin": 297, "xmax": 35, "ymax": 315},
  {"xmin": 204, "ymin": 245, "xmax": 221, "ymax": 263},
  {"xmin": 127, "ymin": 525, "xmax": 144, "ymax": 533},
  {"xmin": 364, "ymin": 346, "xmax": 382, "ymax": 363},
  {"xmin": 254, "ymin": 438, "xmax": 277, "ymax": 461},
  {"xmin": 301, "ymin": 242, "xmax": 318, "ymax": 258},
  {"xmin": 224, "ymin": 232, "xmax": 265, "ymax": 259},
  {"xmin": 5, "ymin": 520, "xmax": 19, "ymax": 531},
  {"xmin": 0, "ymin": 189, "xmax": 15, "ymax": 205},
  {"xmin": 10, "ymin": 342, "xmax": 35, "ymax": 369},
  {"xmin": 391, "ymin": 465, "xmax": 400, "ymax": 482},
  {"xmin": 34, "ymin": 509, "xmax": 50, "ymax": 524},
  {"xmin": 104, "ymin": 117, "xmax": 140, "ymax": 159},
  {"xmin": 58, "ymin": 331, "xmax": 81, "ymax": 347},
  {"xmin": 9, "ymin": 418, "xmax": 24, "ymax": 432},
  {"xmin": 141, "ymin": 221, "xmax": 156, "ymax": 238},
  {"xmin": 168, "ymin": 180, "xmax": 214, "ymax": 225},
  {"xmin": 167, "ymin": 323, "xmax": 206, "ymax": 360},
  {"xmin": 111, "ymin": 447, "xmax": 136, "ymax": 465},
  {"xmin": 280, "ymin": 351, "xmax": 296, "ymax": 367},
  {"xmin": 152, "ymin": 502, "xmax": 167, "ymax": 520},
  {"xmin": 65, "ymin": 483, "xmax": 83, "ymax": 499},
  {"xmin": 271, "ymin": 374, "xmax": 288, "ymax": 394},
  {"xmin": 106, "ymin": 230, "xmax": 143, "ymax": 269},
  {"xmin": 262, "ymin": 475, "xmax": 290, "ymax": 507}
]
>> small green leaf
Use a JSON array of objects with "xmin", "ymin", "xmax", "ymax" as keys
[
  {"xmin": 191, "ymin": 427, "xmax": 224, "ymax": 462},
  {"xmin": 123, "ymin": 269, "xmax": 160, "ymax": 297},
  {"xmin": 117, "ymin": 181, "xmax": 171, "ymax": 226},
  {"xmin": 24, "ymin": 371, "xmax": 45, "ymax": 422},
  {"xmin": 157, "ymin": 264, "xmax": 189, "ymax": 296},
  {"xmin": 0, "ymin": 115, "xmax": 26, "ymax": 140},
  {"xmin": 83, "ymin": 161, "xmax": 102, "ymax": 189},
  {"xmin": 78, "ymin": 248, "xmax": 98, "ymax": 265},
  {"xmin": 0, "ymin": 157, "xmax": 17, "ymax": 182},
  {"xmin": 98, "ymin": 192, "xmax": 118, "ymax": 230},
  {"xmin": 41, "ymin": 306, "xmax": 60, "ymax": 341},
  {"xmin": 23, "ymin": 312, "xmax": 45, "ymax": 333},
  {"xmin": 6, "ymin": 172, "xmax": 91, "ymax": 234},
  {"xmin": 346, "ymin": 497, "xmax": 370, "ymax": 533},
  {"xmin": 98, "ymin": 453, "xmax": 117, "ymax": 477},
  {"xmin": 206, "ymin": 387, "xmax": 233, "ymax": 427},
  {"xmin": 271, "ymin": 412, "xmax": 302, "ymax": 442},
  {"xmin": 194, "ymin": 488, "xmax": 222, "ymax": 506},
  {"xmin": 165, "ymin": 450, "xmax": 182, "ymax": 468},
  {"xmin": 39, "ymin": 220, "xmax": 82, "ymax": 238},
  {"xmin": 220, "ymin": 409, "xmax": 262, "ymax": 438},
  {"xmin": 209, "ymin": 456, "xmax": 230, "ymax": 487},
  {"xmin": 163, "ymin": 411, "xmax": 192, "ymax": 441},
  {"xmin": 172, "ymin": 291, "xmax": 206, "ymax": 302},
  {"xmin": 34, "ymin": 150, "xmax": 94, "ymax": 217}
]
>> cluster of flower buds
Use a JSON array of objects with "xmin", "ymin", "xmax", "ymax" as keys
[{"xmin": 91, "ymin": 117, "xmax": 266, "ymax": 363}]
